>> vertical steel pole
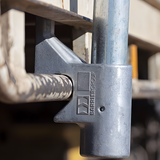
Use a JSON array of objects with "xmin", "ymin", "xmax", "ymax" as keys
[
  {"xmin": 91, "ymin": 0, "xmax": 130, "ymax": 65},
  {"xmin": 89, "ymin": 0, "xmax": 132, "ymax": 158},
  {"xmin": 91, "ymin": 0, "xmax": 109, "ymax": 64}
]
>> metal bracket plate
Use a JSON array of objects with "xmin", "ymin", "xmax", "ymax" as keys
[{"xmin": 35, "ymin": 37, "xmax": 132, "ymax": 158}]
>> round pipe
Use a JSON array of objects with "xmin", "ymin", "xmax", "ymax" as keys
[{"xmin": 91, "ymin": 0, "xmax": 130, "ymax": 65}]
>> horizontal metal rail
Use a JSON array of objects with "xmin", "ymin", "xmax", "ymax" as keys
[{"xmin": 0, "ymin": 7, "xmax": 72, "ymax": 103}]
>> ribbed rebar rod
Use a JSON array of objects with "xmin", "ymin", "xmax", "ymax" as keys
[
  {"xmin": 91, "ymin": 0, "xmax": 130, "ymax": 65},
  {"xmin": 0, "ymin": 8, "xmax": 72, "ymax": 103}
]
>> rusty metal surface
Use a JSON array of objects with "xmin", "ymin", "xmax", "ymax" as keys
[{"xmin": 0, "ymin": 6, "xmax": 72, "ymax": 103}]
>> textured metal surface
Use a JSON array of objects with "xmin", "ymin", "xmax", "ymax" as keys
[
  {"xmin": 91, "ymin": 0, "xmax": 130, "ymax": 65},
  {"xmin": 0, "ymin": 72, "xmax": 72, "ymax": 103},
  {"xmin": 0, "ymin": 8, "xmax": 72, "ymax": 103},
  {"xmin": 35, "ymin": 37, "xmax": 133, "ymax": 158}
]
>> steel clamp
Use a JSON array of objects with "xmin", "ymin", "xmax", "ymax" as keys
[{"xmin": 35, "ymin": 37, "xmax": 132, "ymax": 158}]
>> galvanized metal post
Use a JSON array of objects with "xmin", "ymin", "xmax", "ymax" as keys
[
  {"xmin": 91, "ymin": 0, "xmax": 130, "ymax": 65},
  {"xmin": 86, "ymin": 0, "xmax": 132, "ymax": 158},
  {"xmin": 107, "ymin": 0, "xmax": 130, "ymax": 64},
  {"xmin": 91, "ymin": 0, "xmax": 109, "ymax": 64}
]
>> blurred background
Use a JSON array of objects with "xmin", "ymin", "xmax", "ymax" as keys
[{"xmin": 1, "ymin": 0, "xmax": 160, "ymax": 160}]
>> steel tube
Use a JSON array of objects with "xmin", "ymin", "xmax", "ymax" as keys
[
  {"xmin": 91, "ymin": 0, "xmax": 109, "ymax": 64},
  {"xmin": 91, "ymin": 0, "xmax": 130, "ymax": 65},
  {"xmin": 90, "ymin": 0, "xmax": 132, "ymax": 158}
]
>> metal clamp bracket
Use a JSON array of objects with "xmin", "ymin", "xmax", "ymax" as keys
[{"xmin": 35, "ymin": 37, "xmax": 132, "ymax": 158}]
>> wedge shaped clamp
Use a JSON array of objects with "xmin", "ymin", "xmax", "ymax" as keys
[{"xmin": 35, "ymin": 37, "xmax": 132, "ymax": 158}]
